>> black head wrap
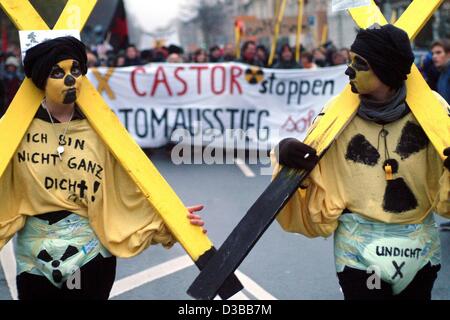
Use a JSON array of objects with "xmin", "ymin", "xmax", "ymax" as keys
[
  {"xmin": 350, "ymin": 24, "xmax": 414, "ymax": 89},
  {"xmin": 23, "ymin": 36, "xmax": 87, "ymax": 90}
]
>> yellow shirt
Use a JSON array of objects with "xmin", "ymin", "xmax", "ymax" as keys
[
  {"xmin": 0, "ymin": 118, "xmax": 175, "ymax": 257},
  {"xmin": 273, "ymin": 92, "xmax": 450, "ymax": 238}
]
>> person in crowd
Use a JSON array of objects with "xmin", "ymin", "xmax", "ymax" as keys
[
  {"xmin": 421, "ymin": 51, "xmax": 440, "ymax": 91},
  {"xmin": 123, "ymin": 44, "xmax": 142, "ymax": 66},
  {"xmin": 312, "ymin": 48, "xmax": 328, "ymax": 67},
  {"xmin": 431, "ymin": 39, "xmax": 450, "ymax": 104},
  {"xmin": 331, "ymin": 51, "xmax": 348, "ymax": 66},
  {"xmin": 2, "ymin": 56, "xmax": 23, "ymax": 108},
  {"xmin": 301, "ymin": 52, "xmax": 318, "ymax": 69},
  {"xmin": 115, "ymin": 54, "xmax": 126, "ymax": 67},
  {"xmin": 221, "ymin": 43, "xmax": 236, "ymax": 62},
  {"xmin": 86, "ymin": 50, "xmax": 98, "ymax": 68},
  {"xmin": 209, "ymin": 45, "xmax": 222, "ymax": 63},
  {"xmin": 167, "ymin": 53, "xmax": 184, "ymax": 63},
  {"xmin": 272, "ymin": 44, "xmax": 301, "ymax": 69},
  {"xmin": 238, "ymin": 41, "xmax": 263, "ymax": 67},
  {"xmin": 339, "ymin": 48, "xmax": 351, "ymax": 64},
  {"xmin": 193, "ymin": 49, "xmax": 208, "ymax": 63},
  {"xmin": 256, "ymin": 45, "xmax": 269, "ymax": 67}
]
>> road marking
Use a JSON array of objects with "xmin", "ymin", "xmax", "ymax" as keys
[
  {"xmin": 110, "ymin": 254, "xmax": 276, "ymax": 300},
  {"xmin": 235, "ymin": 270, "xmax": 277, "ymax": 300},
  {"xmin": 215, "ymin": 291, "xmax": 250, "ymax": 300},
  {"xmin": 234, "ymin": 158, "xmax": 256, "ymax": 177},
  {"xmin": 0, "ymin": 245, "xmax": 273, "ymax": 301},
  {"xmin": 228, "ymin": 291, "xmax": 250, "ymax": 300},
  {"xmin": 110, "ymin": 255, "xmax": 194, "ymax": 298},
  {"xmin": 110, "ymin": 254, "xmax": 252, "ymax": 300},
  {"xmin": 0, "ymin": 241, "xmax": 18, "ymax": 300}
]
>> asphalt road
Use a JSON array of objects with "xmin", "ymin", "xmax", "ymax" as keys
[{"xmin": 0, "ymin": 148, "xmax": 448, "ymax": 300}]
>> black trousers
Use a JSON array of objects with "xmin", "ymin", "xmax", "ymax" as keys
[
  {"xmin": 337, "ymin": 263, "xmax": 441, "ymax": 300},
  {"xmin": 17, "ymin": 255, "xmax": 117, "ymax": 300}
]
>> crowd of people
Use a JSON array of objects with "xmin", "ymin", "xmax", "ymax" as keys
[
  {"xmin": 0, "ymin": 38, "xmax": 448, "ymax": 117},
  {"xmin": 84, "ymin": 39, "xmax": 351, "ymax": 69}
]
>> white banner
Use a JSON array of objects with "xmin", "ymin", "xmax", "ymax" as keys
[
  {"xmin": 332, "ymin": 0, "xmax": 371, "ymax": 12},
  {"xmin": 87, "ymin": 63, "xmax": 348, "ymax": 149}
]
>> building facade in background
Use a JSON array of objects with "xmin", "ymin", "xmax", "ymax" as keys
[{"xmin": 177, "ymin": 0, "xmax": 450, "ymax": 52}]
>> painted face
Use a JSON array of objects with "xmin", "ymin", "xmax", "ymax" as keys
[
  {"xmin": 45, "ymin": 59, "xmax": 83, "ymax": 104},
  {"xmin": 345, "ymin": 52, "xmax": 383, "ymax": 94}
]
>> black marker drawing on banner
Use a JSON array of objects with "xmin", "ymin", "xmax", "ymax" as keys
[
  {"xmin": 282, "ymin": 110, "xmax": 316, "ymax": 133},
  {"xmin": 118, "ymin": 107, "xmax": 271, "ymax": 141},
  {"xmin": 259, "ymin": 73, "xmax": 336, "ymax": 105}
]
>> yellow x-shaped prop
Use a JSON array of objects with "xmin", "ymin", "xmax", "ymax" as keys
[
  {"xmin": 304, "ymin": 0, "xmax": 449, "ymax": 160},
  {"xmin": 92, "ymin": 68, "xmax": 116, "ymax": 100},
  {"xmin": 0, "ymin": 0, "xmax": 213, "ymax": 263}
]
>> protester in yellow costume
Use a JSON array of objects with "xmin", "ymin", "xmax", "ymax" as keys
[
  {"xmin": 273, "ymin": 24, "xmax": 450, "ymax": 300},
  {"xmin": 0, "ymin": 37, "xmax": 206, "ymax": 300}
]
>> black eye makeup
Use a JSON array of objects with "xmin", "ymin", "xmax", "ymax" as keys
[
  {"xmin": 50, "ymin": 66, "xmax": 65, "ymax": 79},
  {"xmin": 352, "ymin": 56, "xmax": 370, "ymax": 71},
  {"xmin": 71, "ymin": 61, "xmax": 82, "ymax": 77}
]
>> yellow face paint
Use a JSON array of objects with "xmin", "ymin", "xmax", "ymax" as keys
[
  {"xmin": 45, "ymin": 59, "xmax": 83, "ymax": 104},
  {"xmin": 346, "ymin": 52, "xmax": 383, "ymax": 95}
]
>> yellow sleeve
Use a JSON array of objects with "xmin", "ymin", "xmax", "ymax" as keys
[
  {"xmin": 89, "ymin": 151, "xmax": 176, "ymax": 258},
  {"xmin": 432, "ymin": 91, "xmax": 450, "ymax": 116},
  {"xmin": 431, "ymin": 91, "xmax": 450, "ymax": 218},
  {"xmin": 435, "ymin": 170, "xmax": 450, "ymax": 218},
  {"xmin": 0, "ymin": 162, "xmax": 26, "ymax": 250},
  {"xmin": 271, "ymin": 150, "xmax": 344, "ymax": 239},
  {"xmin": 272, "ymin": 96, "xmax": 345, "ymax": 238}
]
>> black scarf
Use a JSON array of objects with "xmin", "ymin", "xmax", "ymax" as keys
[{"xmin": 358, "ymin": 84, "xmax": 409, "ymax": 124}]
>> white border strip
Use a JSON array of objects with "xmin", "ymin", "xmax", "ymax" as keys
[{"xmin": 0, "ymin": 241, "xmax": 18, "ymax": 300}]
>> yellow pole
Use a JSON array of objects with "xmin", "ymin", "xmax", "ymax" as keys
[
  {"xmin": 321, "ymin": 24, "xmax": 328, "ymax": 45},
  {"xmin": 235, "ymin": 20, "xmax": 242, "ymax": 59},
  {"xmin": 295, "ymin": 0, "xmax": 304, "ymax": 63},
  {"xmin": 274, "ymin": 0, "xmax": 280, "ymax": 17},
  {"xmin": 269, "ymin": 0, "xmax": 287, "ymax": 66},
  {"xmin": 390, "ymin": 10, "xmax": 397, "ymax": 24}
]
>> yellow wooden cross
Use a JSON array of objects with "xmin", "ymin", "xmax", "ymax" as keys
[
  {"xmin": 186, "ymin": 0, "xmax": 449, "ymax": 300},
  {"xmin": 304, "ymin": 0, "xmax": 449, "ymax": 159},
  {"xmin": 0, "ymin": 0, "xmax": 242, "ymax": 297}
]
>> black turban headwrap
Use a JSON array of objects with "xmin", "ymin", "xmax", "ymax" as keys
[
  {"xmin": 23, "ymin": 36, "xmax": 87, "ymax": 90},
  {"xmin": 350, "ymin": 24, "xmax": 414, "ymax": 89}
]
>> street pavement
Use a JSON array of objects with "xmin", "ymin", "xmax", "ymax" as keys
[{"xmin": 0, "ymin": 148, "xmax": 448, "ymax": 300}]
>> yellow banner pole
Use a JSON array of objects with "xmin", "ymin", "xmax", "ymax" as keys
[
  {"xmin": 390, "ymin": 10, "xmax": 397, "ymax": 24},
  {"xmin": 295, "ymin": 0, "xmax": 304, "ymax": 63},
  {"xmin": 321, "ymin": 24, "xmax": 328, "ymax": 45},
  {"xmin": 234, "ymin": 21, "xmax": 242, "ymax": 59},
  {"xmin": 274, "ymin": 0, "xmax": 280, "ymax": 17},
  {"xmin": 268, "ymin": 0, "xmax": 287, "ymax": 66}
]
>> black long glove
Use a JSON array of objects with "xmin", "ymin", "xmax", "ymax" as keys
[
  {"xmin": 444, "ymin": 147, "xmax": 450, "ymax": 171},
  {"xmin": 275, "ymin": 138, "xmax": 319, "ymax": 171}
]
